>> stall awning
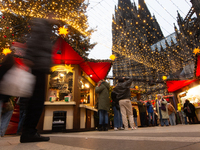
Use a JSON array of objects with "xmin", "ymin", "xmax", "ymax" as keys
[
  {"xmin": 196, "ymin": 55, "xmax": 200, "ymax": 77},
  {"xmin": 166, "ymin": 79, "xmax": 198, "ymax": 93},
  {"xmin": 52, "ymin": 38, "xmax": 112, "ymax": 83}
]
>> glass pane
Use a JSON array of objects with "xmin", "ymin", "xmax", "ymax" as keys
[{"xmin": 49, "ymin": 70, "xmax": 73, "ymax": 102}]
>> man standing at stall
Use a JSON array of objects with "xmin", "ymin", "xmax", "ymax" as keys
[
  {"xmin": 20, "ymin": 15, "xmax": 57, "ymax": 143},
  {"xmin": 115, "ymin": 77, "xmax": 136, "ymax": 130}
]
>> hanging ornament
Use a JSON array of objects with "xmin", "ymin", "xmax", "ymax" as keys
[
  {"xmin": 6, "ymin": 27, "xmax": 9, "ymax": 29},
  {"xmin": 12, "ymin": 34, "xmax": 14, "ymax": 36},
  {"xmin": 193, "ymin": 47, "xmax": 200, "ymax": 55},
  {"xmin": 51, "ymin": 65, "xmax": 74, "ymax": 74},
  {"xmin": 2, "ymin": 16, "xmax": 5, "ymax": 19},
  {"xmin": 2, "ymin": 48, "xmax": 12, "ymax": 55},
  {"xmin": 162, "ymin": 76, "xmax": 167, "ymax": 80},
  {"xmin": 4, "ymin": 35, "xmax": 7, "ymax": 38},
  {"xmin": 109, "ymin": 54, "xmax": 116, "ymax": 61},
  {"xmin": 58, "ymin": 26, "xmax": 69, "ymax": 36}
]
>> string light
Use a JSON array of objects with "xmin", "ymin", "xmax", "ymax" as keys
[{"xmin": 112, "ymin": 0, "xmax": 199, "ymax": 98}]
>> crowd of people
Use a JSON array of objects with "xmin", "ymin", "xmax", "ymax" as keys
[{"xmin": 95, "ymin": 78, "xmax": 198, "ymax": 131}]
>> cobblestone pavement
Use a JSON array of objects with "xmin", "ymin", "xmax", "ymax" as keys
[{"xmin": 1, "ymin": 124, "xmax": 200, "ymax": 150}]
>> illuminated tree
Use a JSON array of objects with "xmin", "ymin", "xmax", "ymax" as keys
[{"xmin": 0, "ymin": 0, "xmax": 95, "ymax": 56}]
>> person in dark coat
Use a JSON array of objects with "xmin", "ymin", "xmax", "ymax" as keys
[
  {"xmin": 138, "ymin": 100, "xmax": 146, "ymax": 127},
  {"xmin": 20, "ymin": 16, "xmax": 58, "ymax": 143},
  {"xmin": 133, "ymin": 107, "xmax": 138, "ymax": 128},
  {"xmin": 95, "ymin": 80, "xmax": 110, "ymax": 131},
  {"xmin": 184, "ymin": 99, "xmax": 196, "ymax": 124},
  {"xmin": 111, "ymin": 88, "xmax": 123, "ymax": 131}
]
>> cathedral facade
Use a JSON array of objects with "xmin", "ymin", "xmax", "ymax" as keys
[{"xmin": 112, "ymin": 0, "xmax": 200, "ymax": 99}]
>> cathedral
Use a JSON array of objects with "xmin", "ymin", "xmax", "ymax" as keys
[{"xmin": 112, "ymin": 0, "xmax": 200, "ymax": 99}]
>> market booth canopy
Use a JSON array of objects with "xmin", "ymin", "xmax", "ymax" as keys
[
  {"xmin": 196, "ymin": 55, "xmax": 200, "ymax": 77},
  {"xmin": 166, "ymin": 79, "xmax": 198, "ymax": 93},
  {"xmin": 52, "ymin": 38, "xmax": 112, "ymax": 83}
]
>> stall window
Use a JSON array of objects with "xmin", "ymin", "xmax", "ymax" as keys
[
  {"xmin": 79, "ymin": 77, "xmax": 91, "ymax": 104},
  {"xmin": 48, "ymin": 68, "xmax": 73, "ymax": 102}
]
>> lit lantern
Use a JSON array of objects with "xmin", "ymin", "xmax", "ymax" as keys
[
  {"xmin": 58, "ymin": 26, "xmax": 69, "ymax": 36},
  {"xmin": 2, "ymin": 48, "xmax": 12, "ymax": 55},
  {"xmin": 135, "ymin": 86, "xmax": 138, "ymax": 89},
  {"xmin": 109, "ymin": 54, "xmax": 116, "ymax": 61},
  {"xmin": 162, "ymin": 76, "xmax": 167, "ymax": 80}
]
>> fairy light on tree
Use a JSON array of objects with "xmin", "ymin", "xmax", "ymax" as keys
[{"xmin": 0, "ymin": 0, "xmax": 96, "ymax": 56}]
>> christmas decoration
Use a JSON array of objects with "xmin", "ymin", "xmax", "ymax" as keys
[
  {"xmin": 112, "ymin": 0, "xmax": 199, "ymax": 99},
  {"xmin": 109, "ymin": 54, "xmax": 116, "ymax": 61},
  {"xmin": 51, "ymin": 64, "xmax": 74, "ymax": 74},
  {"xmin": 193, "ymin": 47, "xmax": 200, "ymax": 55},
  {"xmin": 58, "ymin": 26, "xmax": 68, "ymax": 36},
  {"xmin": 0, "ymin": 0, "xmax": 96, "ymax": 59},
  {"xmin": 2, "ymin": 48, "xmax": 12, "ymax": 55}
]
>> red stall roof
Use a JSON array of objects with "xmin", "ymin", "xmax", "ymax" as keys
[
  {"xmin": 166, "ymin": 79, "xmax": 198, "ymax": 93},
  {"xmin": 196, "ymin": 55, "xmax": 200, "ymax": 77},
  {"xmin": 52, "ymin": 38, "xmax": 112, "ymax": 83}
]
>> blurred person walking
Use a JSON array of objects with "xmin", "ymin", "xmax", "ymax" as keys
[
  {"xmin": 20, "ymin": 16, "xmax": 57, "ymax": 143},
  {"xmin": 95, "ymin": 80, "xmax": 110, "ymax": 131},
  {"xmin": 111, "ymin": 87, "xmax": 124, "ymax": 131},
  {"xmin": 155, "ymin": 94, "xmax": 169, "ymax": 126},
  {"xmin": 114, "ymin": 77, "xmax": 136, "ymax": 130},
  {"xmin": 16, "ymin": 97, "xmax": 29, "ymax": 135},
  {"xmin": 0, "ymin": 54, "xmax": 15, "ymax": 137}
]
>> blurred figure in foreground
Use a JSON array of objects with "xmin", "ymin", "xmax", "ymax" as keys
[
  {"xmin": 20, "ymin": 15, "xmax": 57, "ymax": 143},
  {"xmin": 0, "ymin": 54, "xmax": 15, "ymax": 137},
  {"xmin": 95, "ymin": 80, "xmax": 110, "ymax": 131},
  {"xmin": 16, "ymin": 97, "xmax": 29, "ymax": 135}
]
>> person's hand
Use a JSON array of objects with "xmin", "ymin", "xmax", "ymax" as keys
[{"xmin": 122, "ymin": 77, "xmax": 125, "ymax": 79}]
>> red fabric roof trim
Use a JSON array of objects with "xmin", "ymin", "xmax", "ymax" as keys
[
  {"xmin": 166, "ymin": 79, "xmax": 198, "ymax": 93},
  {"xmin": 196, "ymin": 55, "xmax": 200, "ymax": 77},
  {"xmin": 52, "ymin": 38, "xmax": 112, "ymax": 83}
]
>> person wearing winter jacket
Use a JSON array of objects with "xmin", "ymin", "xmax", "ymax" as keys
[
  {"xmin": 155, "ymin": 94, "xmax": 169, "ymax": 126},
  {"xmin": 146, "ymin": 99, "xmax": 154, "ymax": 126},
  {"xmin": 111, "ymin": 88, "xmax": 123, "ymax": 131},
  {"xmin": 167, "ymin": 102, "xmax": 176, "ymax": 126},
  {"xmin": 95, "ymin": 80, "xmax": 110, "ymax": 131},
  {"xmin": 114, "ymin": 77, "xmax": 136, "ymax": 130}
]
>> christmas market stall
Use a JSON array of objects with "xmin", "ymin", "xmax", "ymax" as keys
[
  {"xmin": 166, "ymin": 53, "xmax": 200, "ymax": 122},
  {"xmin": 42, "ymin": 37, "xmax": 112, "ymax": 132}
]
